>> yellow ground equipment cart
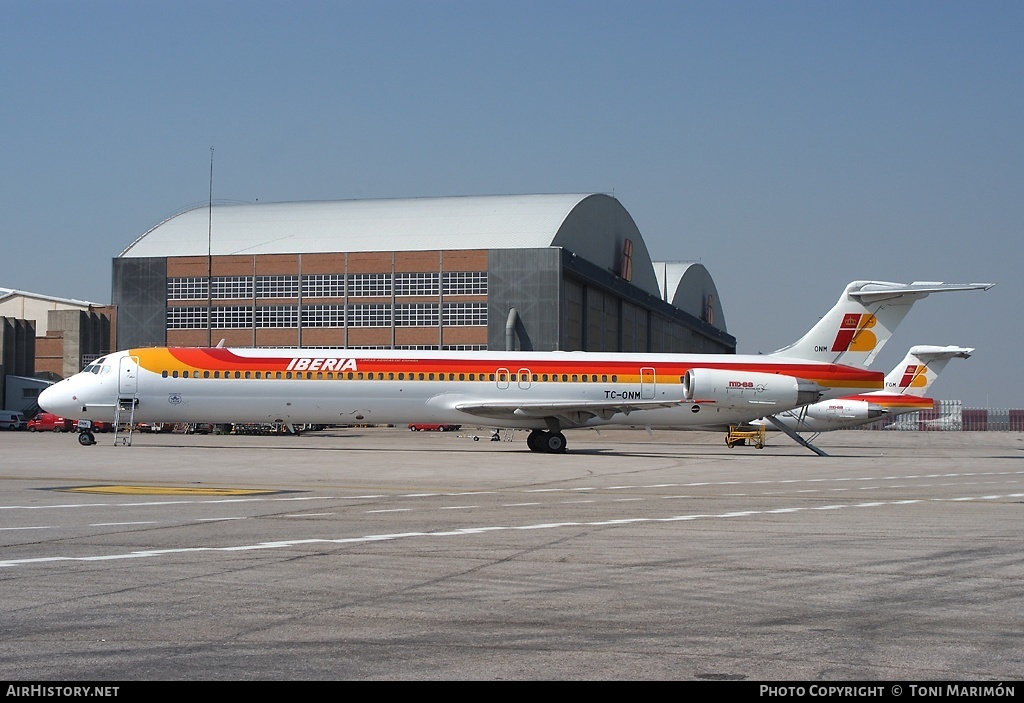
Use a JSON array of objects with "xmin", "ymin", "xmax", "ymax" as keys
[{"xmin": 725, "ymin": 424, "xmax": 766, "ymax": 449}]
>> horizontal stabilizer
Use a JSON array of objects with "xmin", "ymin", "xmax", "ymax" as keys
[{"xmin": 849, "ymin": 281, "xmax": 995, "ymax": 303}]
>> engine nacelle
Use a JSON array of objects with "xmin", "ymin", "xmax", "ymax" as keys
[
  {"xmin": 800, "ymin": 400, "xmax": 886, "ymax": 422},
  {"xmin": 683, "ymin": 369, "xmax": 824, "ymax": 409}
]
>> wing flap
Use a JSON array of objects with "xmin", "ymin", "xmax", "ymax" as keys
[{"xmin": 453, "ymin": 398, "xmax": 689, "ymax": 426}]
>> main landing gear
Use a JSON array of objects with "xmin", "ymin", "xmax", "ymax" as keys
[{"xmin": 526, "ymin": 429, "xmax": 567, "ymax": 454}]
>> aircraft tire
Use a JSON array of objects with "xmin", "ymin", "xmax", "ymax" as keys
[
  {"xmin": 78, "ymin": 431, "xmax": 95, "ymax": 446},
  {"xmin": 526, "ymin": 429, "xmax": 546, "ymax": 452},
  {"xmin": 545, "ymin": 432, "xmax": 567, "ymax": 454}
]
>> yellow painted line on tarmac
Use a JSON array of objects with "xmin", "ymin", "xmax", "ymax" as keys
[{"xmin": 58, "ymin": 485, "xmax": 284, "ymax": 496}]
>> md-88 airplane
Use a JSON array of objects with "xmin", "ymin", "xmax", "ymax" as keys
[
  {"xmin": 756, "ymin": 345, "xmax": 974, "ymax": 437},
  {"xmin": 39, "ymin": 280, "xmax": 992, "ymax": 452}
]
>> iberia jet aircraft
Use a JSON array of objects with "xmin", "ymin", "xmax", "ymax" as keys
[
  {"xmin": 755, "ymin": 345, "xmax": 974, "ymax": 436},
  {"xmin": 38, "ymin": 280, "xmax": 992, "ymax": 453}
]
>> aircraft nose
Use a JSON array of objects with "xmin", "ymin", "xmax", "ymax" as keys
[{"xmin": 38, "ymin": 381, "xmax": 71, "ymax": 414}]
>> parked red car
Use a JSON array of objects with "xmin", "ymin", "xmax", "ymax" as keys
[
  {"xmin": 27, "ymin": 413, "xmax": 75, "ymax": 432},
  {"xmin": 408, "ymin": 424, "xmax": 461, "ymax": 432}
]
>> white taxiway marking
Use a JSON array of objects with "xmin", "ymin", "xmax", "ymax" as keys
[
  {"xmin": 90, "ymin": 522, "xmax": 157, "ymax": 527},
  {"xmin": 2, "ymin": 492, "xmax": 1021, "ymax": 570}
]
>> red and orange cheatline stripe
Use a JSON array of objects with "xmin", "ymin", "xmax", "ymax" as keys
[{"xmin": 132, "ymin": 348, "xmax": 883, "ymax": 390}]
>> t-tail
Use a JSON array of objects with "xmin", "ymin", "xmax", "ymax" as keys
[
  {"xmin": 769, "ymin": 281, "xmax": 993, "ymax": 369},
  {"xmin": 881, "ymin": 345, "xmax": 974, "ymax": 397}
]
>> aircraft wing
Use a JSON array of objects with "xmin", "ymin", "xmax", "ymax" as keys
[{"xmin": 452, "ymin": 398, "xmax": 688, "ymax": 427}]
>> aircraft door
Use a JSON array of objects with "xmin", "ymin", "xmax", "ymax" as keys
[
  {"xmin": 640, "ymin": 367, "xmax": 656, "ymax": 399},
  {"xmin": 496, "ymin": 367, "xmax": 510, "ymax": 390},
  {"xmin": 119, "ymin": 356, "xmax": 140, "ymax": 396}
]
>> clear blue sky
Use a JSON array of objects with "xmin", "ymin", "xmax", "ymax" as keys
[{"xmin": 2, "ymin": 1, "xmax": 1020, "ymax": 406}]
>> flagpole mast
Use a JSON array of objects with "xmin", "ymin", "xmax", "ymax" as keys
[{"xmin": 207, "ymin": 147, "xmax": 214, "ymax": 347}]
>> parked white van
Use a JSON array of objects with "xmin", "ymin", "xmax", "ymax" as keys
[{"xmin": 0, "ymin": 411, "xmax": 27, "ymax": 430}]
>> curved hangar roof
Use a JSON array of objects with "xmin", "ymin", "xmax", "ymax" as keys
[
  {"xmin": 119, "ymin": 193, "xmax": 662, "ymax": 295},
  {"xmin": 653, "ymin": 262, "xmax": 728, "ymax": 333}
]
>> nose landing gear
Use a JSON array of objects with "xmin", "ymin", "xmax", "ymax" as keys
[{"xmin": 76, "ymin": 419, "xmax": 96, "ymax": 446}]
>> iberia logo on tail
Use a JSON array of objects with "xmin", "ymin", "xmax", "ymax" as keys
[
  {"xmin": 898, "ymin": 364, "xmax": 929, "ymax": 389},
  {"xmin": 831, "ymin": 313, "xmax": 878, "ymax": 352}
]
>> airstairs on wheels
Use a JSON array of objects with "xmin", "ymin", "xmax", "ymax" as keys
[
  {"xmin": 112, "ymin": 395, "xmax": 137, "ymax": 445},
  {"xmin": 112, "ymin": 355, "xmax": 140, "ymax": 446}
]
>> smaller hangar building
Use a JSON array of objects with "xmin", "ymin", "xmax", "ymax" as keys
[{"xmin": 112, "ymin": 193, "xmax": 733, "ymax": 356}]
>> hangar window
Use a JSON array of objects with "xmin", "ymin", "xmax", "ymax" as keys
[
  {"xmin": 256, "ymin": 275, "xmax": 299, "ymax": 299},
  {"xmin": 348, "ymin": 304, "xmax": 392, "ymax": 327},
  {"xmin": 167, "ymin": 277, "xmax": 208, "ymax": 300},
  {"xmin": 210, "ymin": 276, "xmax": 253, "ymax": 300},
  {"xmin": 395, "ymin": 303, "xmax": 439, "ymax": 326},
  {"xmin": 348, "ymin": 273, "xmax": 392, "ymax": 297},
  {"xmin": 256, "ymin": 306, "xmax": 299, "ymax": 328},
  {"xmin": 395, "ymin": 272, "xmax": 440, "ymax": 297},
  {"xmin": 443, "ymin": 302, "xmax": 487, "ymax": 326},
  {"xmin": 442, "ymin": 272, "xmax": 487, "ymax": 296},
  {"xmin": 167, "ymin": 307, "xmax": 208, "ymax": 329},
  {"xmin": 211, "ymin": 306, "xmax": 253, "ymax": 329},
  {"xmin": 303, "ymin": 305, "xmax": 345, "ymax": 328},
  {"xmin": 302, "ymin": 274, "xmax": 346, "ymax": 298}
]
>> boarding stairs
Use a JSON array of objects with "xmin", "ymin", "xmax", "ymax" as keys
[{"xmin": 112, "ymin": 395, "xmax": 137, "ymax": 446}]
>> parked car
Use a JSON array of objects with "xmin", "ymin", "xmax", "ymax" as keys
[
  {"xmin": 408, "ymin": 423, "xmax": 461, "ymax": 432},
  {"xmin": 0, "ymin": 411, "xmax": 27, "ymax": 430},
  {"xmin": 27, "ymin": 413, "xmax": 74, "ymax": 432}
]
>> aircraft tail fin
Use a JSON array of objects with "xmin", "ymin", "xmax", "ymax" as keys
[
  {"xmin": 769, "ymin": 281, "xmax": 993, "ymax": 368},
  {"xmin": 881, "ymin": 345, "xmax": 974, "ymax": 397}
]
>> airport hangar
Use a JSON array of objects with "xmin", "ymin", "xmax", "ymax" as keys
[{"xmin": 111, "ymin": 193, "xmax": 734, "ymax": 357}]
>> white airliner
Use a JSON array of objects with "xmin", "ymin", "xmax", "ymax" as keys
[
  {"xmin": 38, "ymin": 280, "xmax": 992, "ymax": 452},
  {"xmin": 755, "ymin": 345, "xmax": 974, "ymax": 435}
]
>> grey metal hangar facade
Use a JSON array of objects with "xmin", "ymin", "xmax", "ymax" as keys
[{"xmin": 112, "ymin": 193, "xmax": 734, "ymax": 356}]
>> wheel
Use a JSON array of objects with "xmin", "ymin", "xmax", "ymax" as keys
[
  {"xmin": 544, "ymin": 432, "xmax": 567, "ymax": 454},
  {"xmin": 29, "ymin": 426, "xmax": 36, "ymax": 432},
  {"xmin": 78, "ymin": 431, "xmax": 96, "ymax": 446},
  {"xmin": 473, "ymin": 436, "xmax": 479, "ymax": 441},
  {"xmin": 439, "ymin": 425, "xmax": 447, "ymax": 432},
  {"xmin": 726, "ymin": 440, "xmax": 734, "ymax": 448},
  {"xmin": 526, "ymin": 429, "xmax": 546, "ymax": 452}
]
